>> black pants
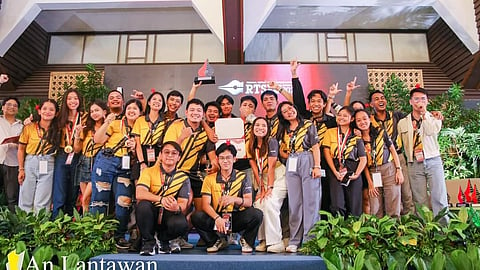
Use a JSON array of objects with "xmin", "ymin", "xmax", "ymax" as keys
[
  {"xmin": 328, "ymin": 169, "xmax": 363, "ymax": 217},
  {"xmin": 191, "ymin": 207, "xmax": 263, "ymax": 248},
  {"xmin": 0, "ymin": 164, "xmax": 19, "ymax": 212},
  {"xmin": 136, "ymin": 200, "xmax": 188, "ymax": 242}
]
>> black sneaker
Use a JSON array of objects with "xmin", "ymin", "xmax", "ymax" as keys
[
  {"xmin": 158, "ymin": 241, "xmax": 171, "ymax": 254},
  {"xmin": 139, "ymin": 240, "xmax": 156, "ymax": 256},
  {"xmin": 169, "ymin": 239, "xmax": 181, "ymax": 254},
  {"xmin": 116, "ymin": 238, "xmax": 131, "ymax": 252}
]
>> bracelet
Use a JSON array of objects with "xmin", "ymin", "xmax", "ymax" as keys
[
  {"xmin": 214, "ymin": 215, "xmax": 221, "ymax": 221},
  {"xmin": 328, "ymin": 95, "xmax": 335, "ymax": 99},
  {"xmin": 139, "ymin": 160, "xmax": 146, "ymax": 165},
  {"xmin": 313, "ymin": 165, "xmax": 321, "ymax": 169},
  {"xmin": 267, "ymin": 186, "xmax": 274, "ymax": 189},
  {"xmin": 396, "ymin": 166, "xmax": 402, "ymax": 170},
  {"xmin": 279, "ymin": 88, "xmax": 284, "ymax": 93},
  {"xmin": 19, "ymin": 168, "xmax": 25, "ymax": 171}
]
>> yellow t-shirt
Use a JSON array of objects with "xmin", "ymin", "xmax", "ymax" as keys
[
  {"xmin": 163, "ymin": 120, "xmax": 209, "ymax": 173},
  {"xmin": 59, "ymin": 113, "xmax": 87, "ymax": 148},
  {"xmin": 132, "ymin": 115, "xmax": 168, "ymax": 146},
  {"xmin": 19, "ymin": 123, "xmax": 55, "ymax": 155},
  {"xmin": 80, "ymin": 129, "xmax": 103, "ymax": 158},
  {"xmin": 137, "ymin": 165, "xmax": 190, "ymax": 207},
  {"xmin": 201, "ymin": 170, "xmax": 251, "ymax": 213},
  {"xmin": 105, "ymin": 119, "xmax": 130, "ymax": 157}
]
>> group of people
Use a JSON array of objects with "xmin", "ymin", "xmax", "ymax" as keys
[{"xmin": 0, "ymin": 61, "xmax": 449, "ymax": 256}]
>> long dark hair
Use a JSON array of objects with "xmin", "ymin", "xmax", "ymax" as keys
[
  {"xmin": 34, "ymin": 99, "xmax": 60, "ymax": 149},
  {"xmin": 83, "ymin": 100, "xmax": 108, "ymax": 138},
  {"xmin": 57, "ymin": 89, "xmax": 84, "ymax": 128},
  {"xmin": 276, "ymin": 101, "xmax": 303, "ymax": 142},
  {"xmin": 248, "ymin": 117, "xmax": 270, "ymax": 159},
  {"xmin": 144, "ymin": 91, "xmax": 165, "ymax": 119},
  {"xmin": 353, "ymin": 109, "xmax": 378, "ymax": 139}
]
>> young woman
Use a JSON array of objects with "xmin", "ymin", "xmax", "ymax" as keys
[
  {"xmin": 354, "ymin": 109, "xmax": 404, "ymax": 217},
  {"xmin": 276, "ymin": 101, "xmax": 321, "ymax": 253},
  {"xmin": 73, "ymin": 100, "xmax": 108, "ymax": 214},
  {"xmin": 323, "ymin": 106, "xmax": 367, "ymax": 217},
  {"xmin": 133, "ymin": 91, "xmax": 166, "ymax": 170},
  {"xmin": 91, "ymin": 99, "xmax": 142, "ymax": 250},
  {"xmin": 17, "ymin": 99, "xmax": 59, "ymax": 213},
  {"xmin": 248, "ymin": 117, "xmax": 287, "ymax": 253},
  {"xmin": 52, "ymin": 89, "xmax": 85, "ymax": 217}
]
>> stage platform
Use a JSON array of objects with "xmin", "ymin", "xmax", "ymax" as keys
[{"xmin": 89, "ymin": 234, "xmax": 326, "ymax": 270}]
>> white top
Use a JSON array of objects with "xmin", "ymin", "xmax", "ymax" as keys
[
  {"xmin": 397, "ymin": 112, "xmax": 442, "ymax": 163},
  {"xmin": 0, "ymin": 115, "xmax": 23, "ymax": 166}
]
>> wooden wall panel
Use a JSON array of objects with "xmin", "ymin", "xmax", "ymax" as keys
[
  {"xmin": 427, "ymin": 18, "xmax": 473, "ymax": 84},
  {"xmin": 0, "ymin": 21, "xmax": 49, "ymax": 98}
]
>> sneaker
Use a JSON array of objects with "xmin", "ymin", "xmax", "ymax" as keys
[
  {"xmin": 139, "ymin": 240, "xmax": 156, "ymax": 256},
  {"xmin": 285, "ymin": 244, "xmax": 297, "ymax": 253},
  {"xmin": 228, "ymin": 233, "xmax": 239, "ymax": 245},
  {"xmin": 240, "ymin": 237, "xmax": 253, "ymax": 253},
  {"xmin": 158, "ymin": 241, "xmax": 171, "ymax": 254},
  {"xmin": 116, "ymin": 238, "xmax": 131, "ymax": 252},
  {"xmin": 255, "ymin": 240, "xmax": 266, "ymax": 252},
  {"xmin": 206, "ymin": 238, "xmax": 228, "ymax": 253},
  {"xmin": 267, "ymin": 242, "xmax": 285, "ymax": 253},
  {"xmin": 175, "ymin": 237, "xmax": 194, "ymax": 249},
  {"xmin": 169, "ymin": 239, "xmax": 181, "ymax": 253}
]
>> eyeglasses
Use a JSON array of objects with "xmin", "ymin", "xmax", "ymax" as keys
[
  {"xmin": 218, "ymin": 155, "xmax": 234, "ymax": 161},
  {"xmin": 412, "ymin": 96, "xmax": 427, "ymax": 102},
  {"xmin": 162, "ymin": 150, "xmax": 179, "ymax": 156},
  {"xmin": 4, "ymin": 103, "xmax": 18, "ymax": 108}
]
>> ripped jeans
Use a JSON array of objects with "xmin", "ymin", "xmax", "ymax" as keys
[{"xmin": 90, "ymin": 150, "xmax": 133, "ymax": 239}]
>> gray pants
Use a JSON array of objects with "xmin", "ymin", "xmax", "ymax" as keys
[
  {"xmin": 285, "ymin": 151, "xmax": 321, "ymax": 247},
  {"xmin": 399, "ymin": 154, "xmax": 415, "ymax": 214},
  {"xmin": 19, "ymin": 155, "xmax": 55, "ymax": 213},
  {"xmin": 369, "ymin": 162, "xmax": 401, "ymax": 217},
  {"xmin": 408, "ymin": 156, "xmax": 449, "ymax": 223}
]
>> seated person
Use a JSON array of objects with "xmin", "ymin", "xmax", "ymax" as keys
[
  {"xmin": 136, "ymin": 141, "xmax": 191, "ymax": 255},
  {"xmin": 191, "ymin": 143, "xmax": 263, "ymax": 253}
]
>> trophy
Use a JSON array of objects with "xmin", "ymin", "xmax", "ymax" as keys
[{"xmin": 194, "ymin": 59, "xmax": 215, "ymax": 84}]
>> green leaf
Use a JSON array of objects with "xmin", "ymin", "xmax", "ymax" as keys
[
  {"xmin": 430, "ymin": 251, "xmax": 445, "ymax": 270},
  {"xmin": 353, "ymin": 250, "xmax": 365, "ymax": 270},
  {"xmin": 352, "ymin": 221, "xmax": 362, "ymax": 233},
  {"xmin": 450, "ymin": 250, "xmax": 473, "ymax": 270}
]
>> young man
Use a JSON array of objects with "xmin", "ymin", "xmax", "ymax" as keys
[
  {"xmin": 136, "ymin": 141, "xmax": 191, "ymax": 255},
  {"xmin": 163, "ymin": 99, "xmax": 218, "ymax": 215},
  {"xmin": 216, "ymin": 94, "xmax": 236, "ymax": 118},
  {"xmin": 204, "ymin": 101, "xmax": 220, "ymax": 128},
  {"xmin": 107, "ymin": 89, "xmax": 124, "ymax": 115},
  {"xmin": 164, "ymin": 90, "xmax": 184, "ymax": 121},
  {"xmin": 369, "ymin": 90, "xmax": 414, "ymax": 215},
  {"xmin": 397, "ymin": 87, "xmax": 449, "ymax": 223},
  {"xmin": 0, "ymin": 97, "xmax": 23, "ymax": 211},
  {"xmin": 191, "ymin": 143, "xmax": 263, "ymax": 253}
]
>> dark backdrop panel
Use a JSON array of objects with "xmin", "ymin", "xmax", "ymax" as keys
[{"xmin": 104, "ymin": 64, "xmax": 368, "ymax": 117}]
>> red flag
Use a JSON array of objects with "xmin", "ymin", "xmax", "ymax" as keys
[
  {"xmin": 458, "ymin": 186, "xmax": 465, "ymax": 203},
  {"xmin": 465, "ymin": 180, "xmax": 472, "ymax": 202}
]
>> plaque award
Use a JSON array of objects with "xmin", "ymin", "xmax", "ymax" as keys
[{"xmin": 194, "ymin": 59, "xmax": 215, "ymax": 84}]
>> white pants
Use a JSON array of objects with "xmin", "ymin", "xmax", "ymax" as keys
[
  {"xmin": 255, "ymin": 164, "xmax": 287, "ymax": 246},
  {"xmin": 19, "ymin": 154, "xmax": 54, "ymax": 213}
]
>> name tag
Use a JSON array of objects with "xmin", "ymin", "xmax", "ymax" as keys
[
  {"xmin": 122, "ymin": 155, "xmax": 130, "ymax": 170},
  {"xmin": 287, "ymin": 157, "xmax": 297, "ymax": 172},
  {"xmin": 65, "ymin": 152, "xmax": 75, "ymax": 165},
  {"xmin": 372, "ymin": 172, "xmax": 383, "ymax": 187},
  {"xmin": 39, "ymin": 160, "xmax": 48, "ymax": 175},
  {"xmin": 146, "ymin": 147, "xmax": 156, "ymax": 163}
]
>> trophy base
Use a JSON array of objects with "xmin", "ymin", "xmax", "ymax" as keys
[
  {"xmin": 194, "ymin": 76, "xmax": 215, "ymax": 84},
  {"xmin": 456, "ymin": 203, "xmax": 471, "ymax": 207}
]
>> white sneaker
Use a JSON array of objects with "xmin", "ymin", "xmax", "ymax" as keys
[
  {"xmin": 176, "ymin": 237, "xmax": 194, "ymax": 249},
  {"xmin": 206, "ymin": 238, "xmax": 228, "ymax": 253},
  {"xmin": 240, "ymin": 237, "xmax": 253, "ymax": 253},
  {"xmin": 267, "ymin": 242, "xmax": 285, "ymax": 253},
  {"xmin": 285, "ymin": 244, "xmax": 297, "ymax": 253},
  {"xmin": 169, "ymin": 239, "xmax": 181, "ymax": 253},
  {"xmin": 255, "ymin": 240, "xmax": 266, "ymax": 252}
]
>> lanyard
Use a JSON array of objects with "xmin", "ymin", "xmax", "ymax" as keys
[
  {"xmin": 34, "ymin": 123, "xmax": 48, "ymax": 155},
  {"xmin": 255, "ymin": 147, "xmax": 264, "ymax": 174},
  {"xmin": 288, "ymin": 125, "xmax": 301, "ymax": 154},
  {"xmin": 158, "ymin": 166, "xmax": 175, "ymax": 197},
  {"xmin": 216, "ymin": 176, "xmax": 233, "ymax": 213},
  {"xmin": 337, "ymin": 127, "xmax": 350, "ymax": 164},
  {"xmin": 66, "ymin": 112, "xmax": 80, "ymax": 146},
  {"xmin": 145, "ymin": 114, "xmax": 162, "ymax": 146}
]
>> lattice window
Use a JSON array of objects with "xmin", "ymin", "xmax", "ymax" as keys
[
  {"xmin": 367, "ymin": 69, "xmax": 423, "ymax": 91},
  {"xmin": 49, "ymin": 71, "xmax": 104, "ymax": 101}
]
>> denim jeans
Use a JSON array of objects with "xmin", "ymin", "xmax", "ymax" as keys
[
  {"xmin": 90, "ymin": 151, "xmax": 133, "ymax": 238},
  {"xmin": 408, "ymin": 156, "xmax": 449, "ymax": 223},
  {"xmin": 19, "ymin": 154, "xmax": 55, "ymax": 213},
  {"xmin": 52, "ymin": 150, "xmax": 80, "ymax": 217}
]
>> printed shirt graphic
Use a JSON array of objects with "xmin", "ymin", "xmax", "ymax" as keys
[
  {"xmin": 105, "ymin": 119, "xmax": 130, "ymax": 157},
  {"xmin": 19, "ymin": 123, "xmax": 55, "ymax": 155},
  {"xmin": 279, "ymin": 120, "xmax": 318, "ymax": 154},
  {"xmin": 132, "ymin": 115, "xmax": 168, "ymax": 146},
  {"xmin": 80, "ymin": 129, "xmax": 103, "ymax": 158}
]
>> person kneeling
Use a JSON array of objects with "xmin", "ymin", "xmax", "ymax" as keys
[
  {"xmin": 192, "ymin": 143, "xmax": 263, "ymax": 253},
  {"xmin": 136, "ymin": 141, "xmax": 191, "ymax": 255}
]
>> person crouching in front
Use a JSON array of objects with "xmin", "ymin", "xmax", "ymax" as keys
[{"xmin": 191, "ymin": 143, "xmax": 263, "ymax": 253}]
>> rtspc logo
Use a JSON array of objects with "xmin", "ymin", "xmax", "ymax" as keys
[{"xmin": 218, "ymin": 80, "xmax": 292, "ymax": 96}]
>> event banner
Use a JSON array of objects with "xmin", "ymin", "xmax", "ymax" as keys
[{"xmin": 104, "ymin": 64, "xmax": 368, "ymax": 116}]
